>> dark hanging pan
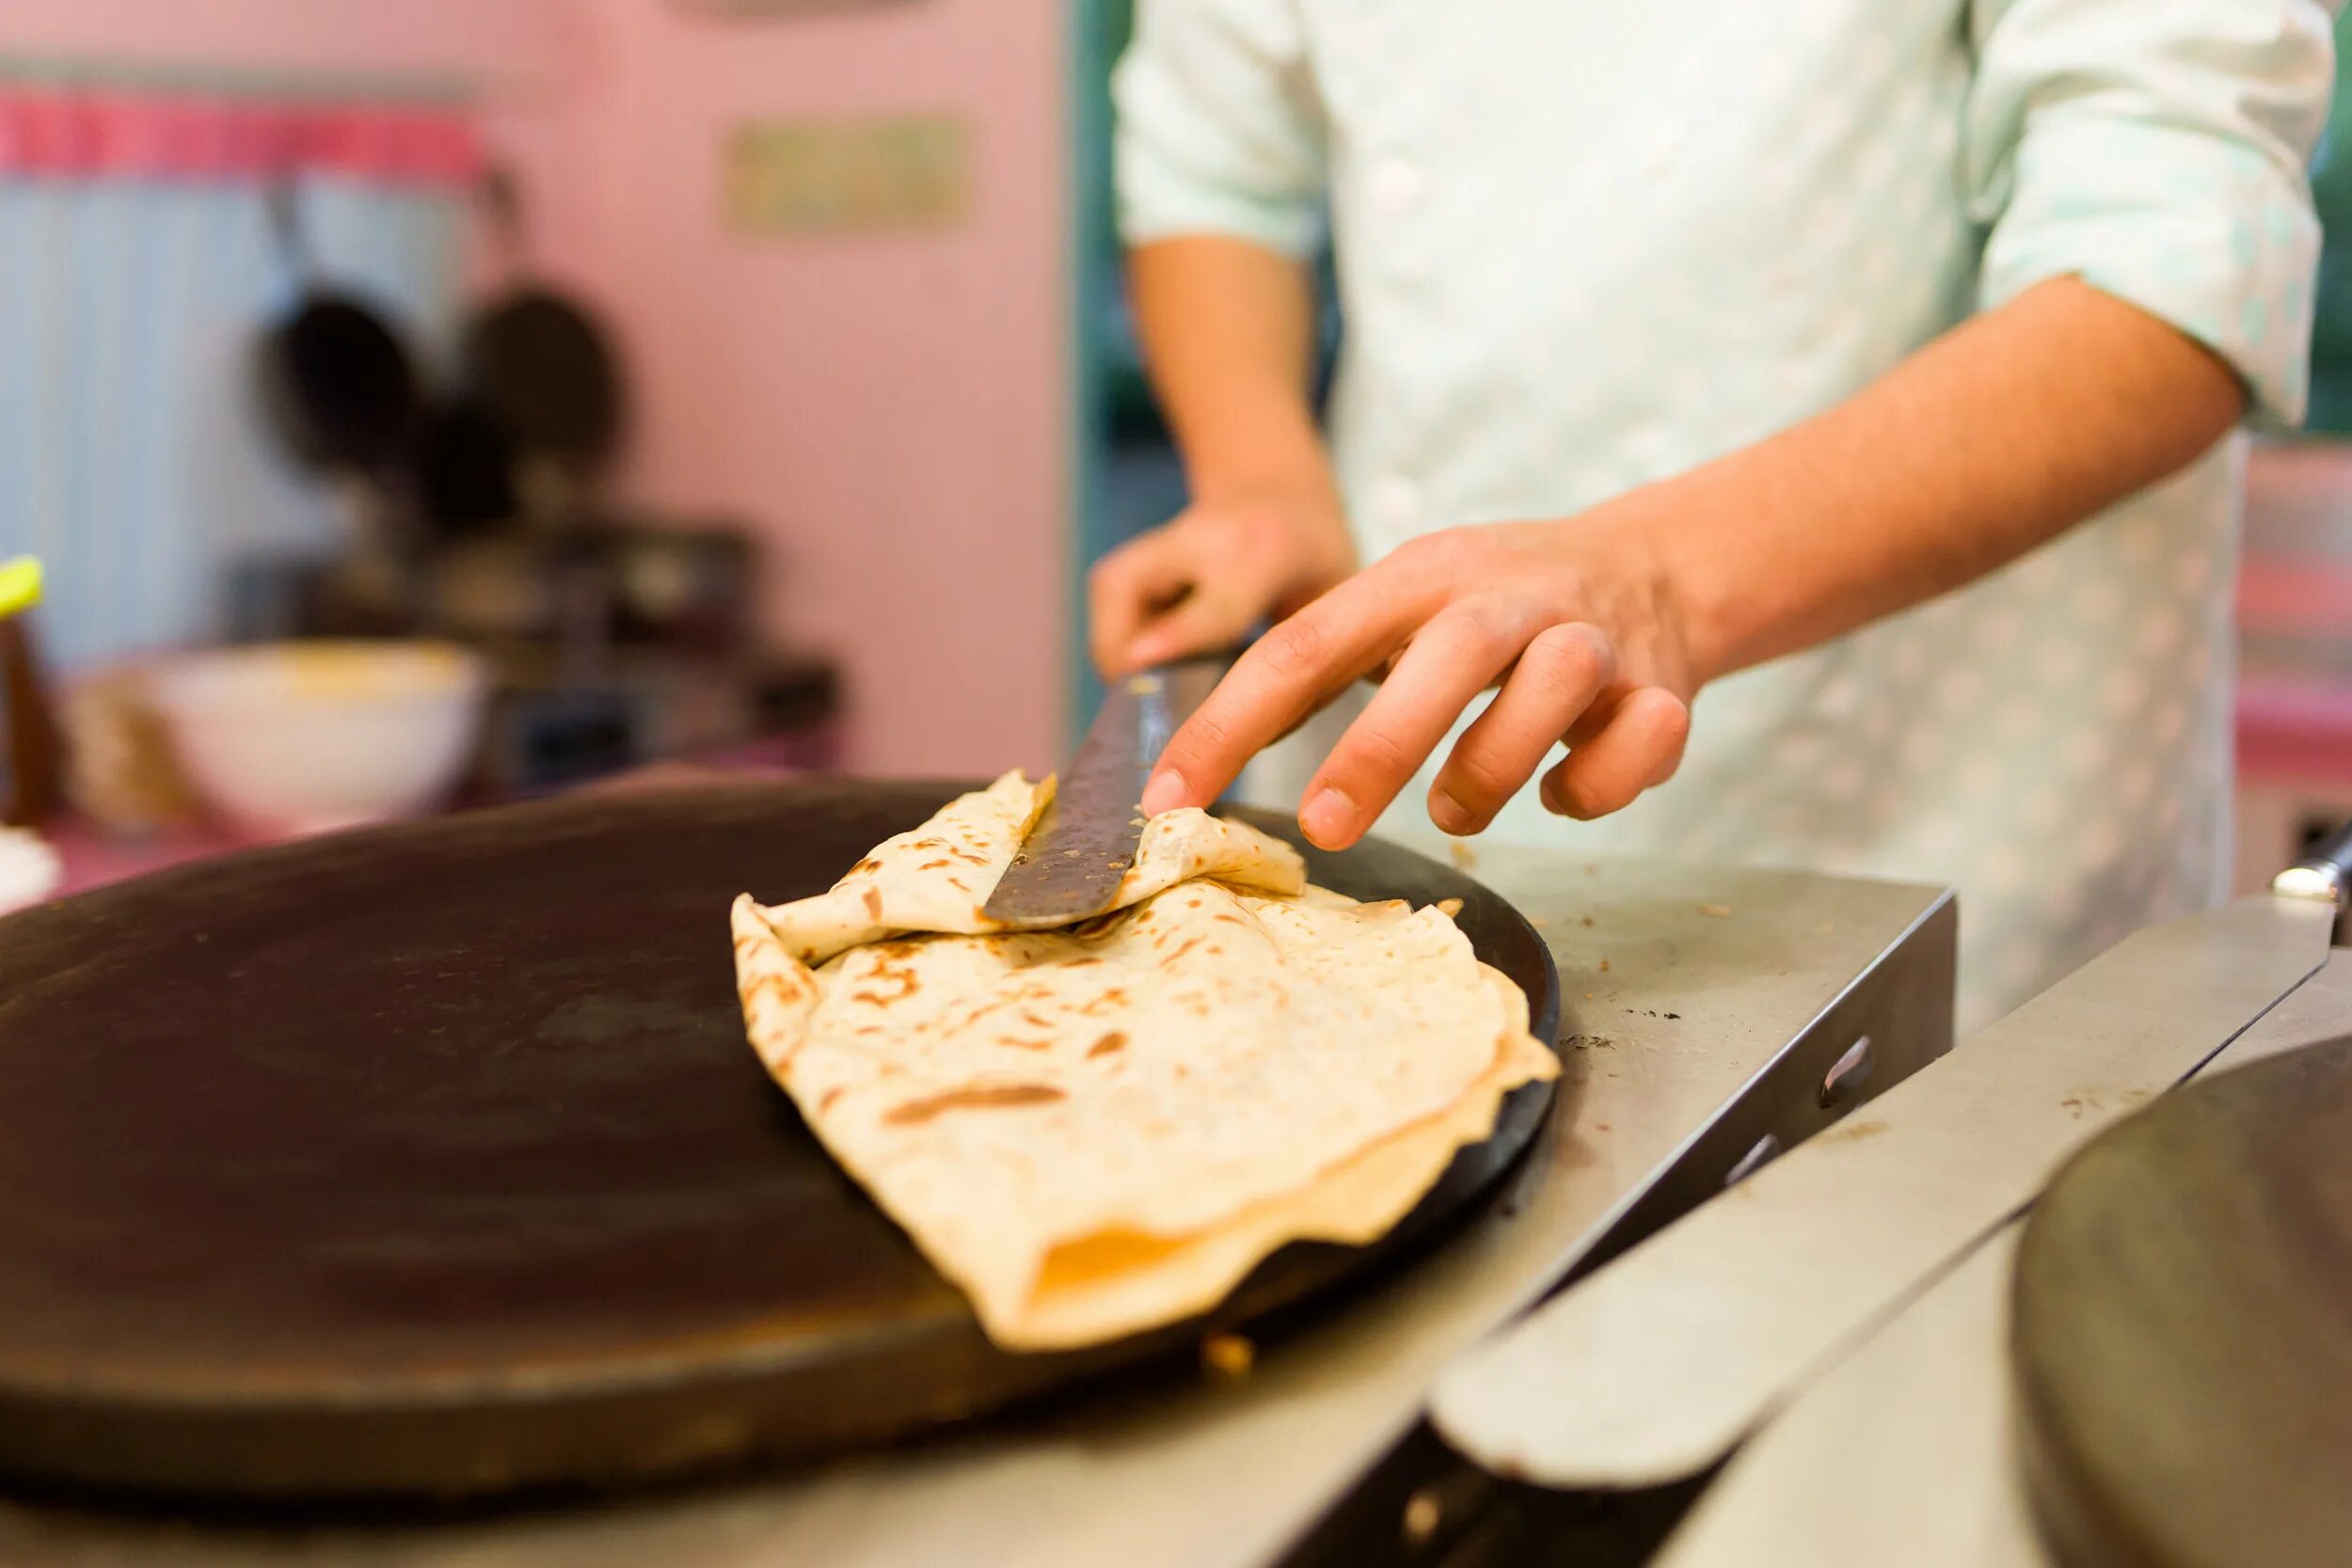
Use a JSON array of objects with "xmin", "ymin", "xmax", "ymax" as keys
[
  {"xmin": 250, "ymin": 182, "xmax": 423, "ymax": 478},
  {"xmin": 459, "ymin": 166, "xmax": 628, "ymax": 495},
  {"xmin": 412, "ymin": 397, "xmax": 519, "ymax": 540}
]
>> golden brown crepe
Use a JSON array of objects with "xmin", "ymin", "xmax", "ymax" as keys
[{"xmin": 731, "ymin": 771, "xmax": 1556, "ymax": 1350}]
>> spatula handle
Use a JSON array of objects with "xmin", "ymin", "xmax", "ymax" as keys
[{"xmin": 2275, "ymin": 819, "xmax": 2352, "ymax": 905}]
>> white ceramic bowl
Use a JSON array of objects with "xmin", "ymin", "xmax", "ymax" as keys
[
  {"xmin": 0, "ymin": 828, "xmax": 61, "ymax": 913},
  {"xmin": 150, "ymin": 641, "xmax": 488, "ymax": 837}
]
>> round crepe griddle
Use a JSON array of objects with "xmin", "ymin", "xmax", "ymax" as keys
[
  {"xmin": 2011, "ymin": 1034, "xmax": 2352, "ymax": 1568},
  {"xmin": 0, "ymin": 779, "xmax": 1557, "ymax": 1501}
]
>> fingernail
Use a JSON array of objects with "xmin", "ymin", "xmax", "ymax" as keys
[
  {"xmin": 1300, "ymin": 786, "xmax": 1356, "ymax": 847},
  {"xmin": 1429, "ymin": 787, "xmax": 1473, "ymax": 835},
  {"xmin": 1140, "ymin": 769, "xmax": 1188, "ymax": 816}
]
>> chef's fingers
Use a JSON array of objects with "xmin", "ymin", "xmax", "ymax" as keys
[
  {"xmin": 1559, "ymin": 679, "xmax": 1629, "ymax": 749},
  {"xmin": 1540, "ymin": 686, "xmax": 1691, "ymax": 820},
  {"xmin": 1293, "ymin": 595, "xmax": 1540, "ymax": 849},
  {"xmin": 1142, "ymin": 561, "xmax": 1442, "ymax": 814},
  {"xmin": 1428, "ymin": 623, "xmax": 1615, "ymax": 835},
  {"xmin": 1088, "ymin": 529, "xmax": 1198, "ymax": 676}
]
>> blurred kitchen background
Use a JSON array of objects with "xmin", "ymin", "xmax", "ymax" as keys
[{"xmin": 3, "ymin": 0, "xmax": 2352, "ymax": 896}]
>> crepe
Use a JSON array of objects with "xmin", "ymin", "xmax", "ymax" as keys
[
  {"xmin": 731, "ymin": 771, "xmax": 1557, "ymax": 1350},
  {"xmin": 751, "ymin": 768, "xmax": 1310, "ymax": 967}
]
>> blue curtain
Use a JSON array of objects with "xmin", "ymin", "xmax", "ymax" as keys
[{"xmin": 0, "ymin": 172, "xmax": 465, "ymax": 671}]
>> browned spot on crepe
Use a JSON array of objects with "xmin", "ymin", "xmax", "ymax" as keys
[
  {"xmin": 1088, "ymin": 1031, "xmax": 1128, "ymax": 1058},
  {"xmin": 884, "ymin": 1083, "xmax": 1067, "ymax": 1126},
  {"xmin": 857, "ymin": 963, "xmax": 919, "ymax": 1003},
  {"xmin": 862, "ymin": 887, "xmax": 883, "ymax": 919}
]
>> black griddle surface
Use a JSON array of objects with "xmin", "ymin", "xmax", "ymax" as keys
[
  {"xmin": 2012, "ymin": 1033, "xmax": 2352, "ymax": 1568},
  {"xmin": 0, "ymin": 779, "xmax": 1557, "ymax": 1500}
]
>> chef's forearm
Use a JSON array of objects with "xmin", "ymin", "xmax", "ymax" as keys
[
  {"xmin": 1128, "ymin": 236, "xmax": 1339, "ymax": 508},
  {"xmin": 1643, "ymin": 277, "xmax": 2247, "ymax": 685}
]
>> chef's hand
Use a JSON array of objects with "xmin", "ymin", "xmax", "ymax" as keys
[
  {"xmin": 1138, "ymin": 513, "xmax": 1697, "ymax": 849},
  {"xmin": 1088, "ymin": 489, "xmax": 1357, "ymax": 677}
]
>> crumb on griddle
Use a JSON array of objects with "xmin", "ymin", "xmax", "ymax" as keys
[
  {"xmin": 1201, "ymin": 1332, "xmax": 1255, "ymax": 1378},
  {"xmin": 1434, "ymin": 897, "xmax": 1464, "ymax": 919},
  {"xmin": 1403, "ymin": 1490, "xmax": 1443, "ymax": 1544},
  {"xmin": 1698, "ymin": 903, "xmax": 1733, "ymax": 918}
]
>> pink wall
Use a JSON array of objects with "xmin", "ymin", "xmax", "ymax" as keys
[
  {"xmin": 559, "ymin": 1, "xmax": 1071, "ymax": 778},
  {"xmin": 3, "ymin": 0, "xmax": 1073, "ymax": 780}
]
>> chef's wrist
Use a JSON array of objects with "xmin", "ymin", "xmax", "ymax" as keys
[
  {"xmin": 1584, "ymin": 477, "xmax": 1740, "ymax": 690},
  {"xmin": 1186, "ymin": 450, "xmax": 1340, "ymax": 520},
  {"xmin": 1177, "ymin": 397, "xmax": 1337, "ymax": 509}
]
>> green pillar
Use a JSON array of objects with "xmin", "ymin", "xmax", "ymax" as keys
[{"xmin": 2305, "ymin": 13, "xmax": 2352, "ymax": 434}]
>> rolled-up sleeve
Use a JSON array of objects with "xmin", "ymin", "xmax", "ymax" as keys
[
  {"xmin": 1964, "ymin": 0, "xmax": 2339, "ymax": 426},
  {"xmin": 1112, "ymin": 0, "xmax": 1329, "ymax": 258}
]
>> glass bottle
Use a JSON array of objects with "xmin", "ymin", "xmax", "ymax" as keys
[{"xmin": 0, "ymin": 602, "xmax": 64, "ymax": 828}]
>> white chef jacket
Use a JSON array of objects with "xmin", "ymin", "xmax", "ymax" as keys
[{"xmin": 1114, "ymin": 0, "xmax": 2336, "ymax": 1032}]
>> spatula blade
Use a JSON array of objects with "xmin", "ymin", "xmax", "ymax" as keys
[{"xmin": 982, "ymin": 657, "xmax": 1226, "ymax": 926}]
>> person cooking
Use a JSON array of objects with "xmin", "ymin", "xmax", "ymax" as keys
[{"xmin": 1090, "ymin": 1, "xmax": 2337, "ymax": 1031}]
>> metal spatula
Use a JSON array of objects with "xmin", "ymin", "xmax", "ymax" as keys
[{"xmin": 980, "ymin": 655, "xmax": 1230, "ymax": 927}]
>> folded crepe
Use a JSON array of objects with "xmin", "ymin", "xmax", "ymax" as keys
[{"xmin": 731, "ymin": 771, "xmax": 1557, "ymax": 1350}]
